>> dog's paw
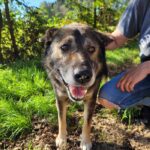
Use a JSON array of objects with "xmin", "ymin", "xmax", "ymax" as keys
[
  {"xmin": 56, "ymin": 136, "xmax": 67, "ymax": 149},
  {"xmin": 80, "ymin": 141, "xmax": 92, "ymax": 150}
]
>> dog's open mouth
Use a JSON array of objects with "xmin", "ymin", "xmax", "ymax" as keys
[
  {"xmin": 68, "ymin": 85, "xmax": 87, "ymax": 100},
  {"xmin": 58, "ymin": 69, "xmax": 87, "ymax": 101}
]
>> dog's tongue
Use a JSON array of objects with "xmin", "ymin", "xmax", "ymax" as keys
[{"xmin": 69, "ymin": 85, "xmax": 87, "ymax": 99}]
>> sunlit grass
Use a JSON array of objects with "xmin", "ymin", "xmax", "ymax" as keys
[
  {"xmin": 0, "ymin": 59, "xmax": 55, "ymax": 139},
  {"xmin": 106, "ymin": 42, "xmax": 140, "ymax": 66},
  {"xmin": 0, "ymin": 99, "xmax": 31, "ymax": 139}
]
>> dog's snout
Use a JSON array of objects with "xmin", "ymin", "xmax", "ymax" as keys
[{"xmin": 74, "ymin": 69, "xmax": 92, "ymax": 84}]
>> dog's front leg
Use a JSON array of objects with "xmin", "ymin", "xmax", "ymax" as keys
[
  {"xmin": 80, "ymin": 99, "xmax": 96, "ymax": 150},
  {"xmin": 55, "ymin": 98, "xmax": 67, "ymax": 149}
]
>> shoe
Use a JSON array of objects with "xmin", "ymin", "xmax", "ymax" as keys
[{"xmin": 140, "ymin": 106, "xmax": 150, "ymax": 126}]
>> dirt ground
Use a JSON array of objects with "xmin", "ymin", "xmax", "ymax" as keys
[{"xmin": 1, "ymin": 104, "xmax": 150, "ymax": 150}]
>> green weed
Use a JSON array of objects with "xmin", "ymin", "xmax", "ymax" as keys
[{"xmin": 121, "ymin": 107, "xmax": 141, "ymax": 125}]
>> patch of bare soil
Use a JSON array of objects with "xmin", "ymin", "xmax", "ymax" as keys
[{"xmin": 1, "ymin": 105, "xmax": 150, "ymax": 150}]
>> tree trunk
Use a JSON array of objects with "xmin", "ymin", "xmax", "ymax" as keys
[
  {"xmin": 4, "ymin": 0, "xmax": 19, "ymax": 59},
  {"xmin": 0, "ymin": 9, "xmax": 3, "ymax": 62},
  {"xmin": 93, "ymin": 0, "xmax": 97, "ymax": 28}
]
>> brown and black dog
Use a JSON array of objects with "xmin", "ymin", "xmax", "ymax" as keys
[{"xmin": 42, "ymin": 23, "xmax": 112, "ymax": 150}]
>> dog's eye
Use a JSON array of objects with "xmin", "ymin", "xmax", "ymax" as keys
[
  {"xmin": 61, "ymin": 44, "xmax": 70, "ymax": 52},
  {"xmin": 88, "ymin": 46, "xmax": 95, "ymax": 53}
]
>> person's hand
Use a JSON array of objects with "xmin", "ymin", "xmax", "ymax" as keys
[
  {"xmin": 106, "ymin": 29, "xmax": 128, "ymax": 50},
  {"xmin": 117, "ymin": 61, "xmax": 150, "ymax": 92}
]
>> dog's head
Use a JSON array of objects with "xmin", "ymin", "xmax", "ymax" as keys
[{"xmin": 43, "ymin": 23, "xmax": 113, "ymax": 102}]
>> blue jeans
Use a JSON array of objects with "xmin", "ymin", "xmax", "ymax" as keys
[{"xmin": 99, "ymin": 72, "xmax": 150, "ymax": 109}]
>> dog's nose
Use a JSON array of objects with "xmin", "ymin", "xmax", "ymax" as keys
[{"xmin": 74, "ymin": 69, "xmax": 92, "ymax": 84}]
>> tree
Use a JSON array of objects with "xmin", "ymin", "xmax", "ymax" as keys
[
  {"xmin": 0, "ymin": 8, "xmax": 3, "ymax": 62},
  {"xmin": 4, "ymin": 0, "xmax": 19, "ymax": 59},
  {"xmin": 0, "ymin": 0, "xmax": 130, "ymax": 63},
  {"xmin": 93, "ymin": 0, "xmax": 97, "ymax": 28}
]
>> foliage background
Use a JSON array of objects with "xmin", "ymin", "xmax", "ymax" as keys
[{"xmin": 0, "ymin": 0, "xmax": 129, "ymax": 63}]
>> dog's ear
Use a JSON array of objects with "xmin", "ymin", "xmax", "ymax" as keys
[
  {"xmin": 93, "ymin": 31, "xmax": 113, "ymax": 78},
  {"xmin": 39, "ymin": 28, "xmax": 58, "ymax": 46},
  {"xmin": 39, "ymin": 28, "xmax": 58, "ymax": 56},
  {"xmin": 94, "ymin": 31, "xmax": 114, "ymax": 47}
]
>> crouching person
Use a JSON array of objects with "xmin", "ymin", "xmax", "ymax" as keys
[{"xmin": 98, "ymin": 0, "xmax": 150, "ymax": 124}]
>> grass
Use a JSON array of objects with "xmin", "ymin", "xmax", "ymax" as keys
[
  {"xmin": 0, "ymin": 99, "xmax": 31, "ymax": 139},
  {"xmin": 106, "ymin": 41, "xmax": 140, "ymax": 66},
  {"xmin": 0, "ymin": 42, "xmax": 140, "ymax": 140},
  {"xmin": 0, "ymin": 59, "xmax": 57, "ymax": 140}
]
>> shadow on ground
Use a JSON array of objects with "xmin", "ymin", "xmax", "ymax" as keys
[{"xmin": 92, "ymin": 141, "xmax": 133, "ymax": 150}]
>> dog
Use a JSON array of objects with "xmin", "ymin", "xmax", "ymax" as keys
[{"xmin": 42, "ymin": 23, "xmax": 112, "ymax": 150}]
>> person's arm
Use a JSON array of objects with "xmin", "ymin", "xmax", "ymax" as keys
[
  {"xmin": 117, "ymin": 61, "xmax": 150, "ymax": 92},
  {"xmin": 106, "ymin": 0, "xmax": 150, "ymax": 93},
  {"xmin": 106, "ymin": 29, "xmax": 128, "ymax": 50},
  {"xmin": 106, "ymin": 0, "xmax": 146, "ymax": 50}
]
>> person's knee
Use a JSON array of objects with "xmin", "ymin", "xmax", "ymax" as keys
[{"xmin": 98, "ymin": 98, "xmax": 120, "ymax": 109}]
